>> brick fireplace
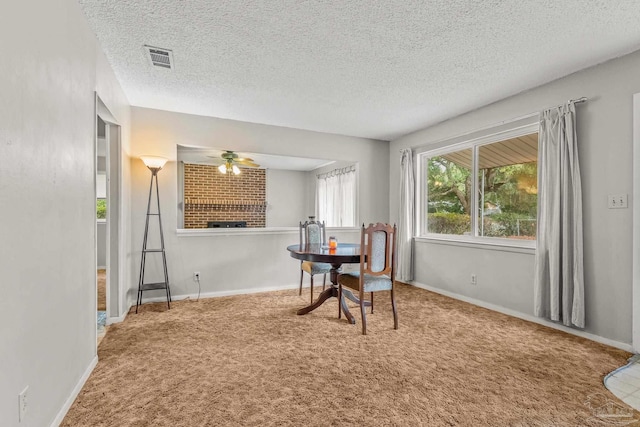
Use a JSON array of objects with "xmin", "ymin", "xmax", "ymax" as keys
[{"xmin": 183, "ymin": 163, "xmax": 266, "ymax": 228}]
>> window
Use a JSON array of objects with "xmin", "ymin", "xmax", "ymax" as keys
[
  {"xmin": 96, "ymin": 173, "xmax": 107, "ymax": 220},
  {"xmin": 420, "ymin": 126, "xmax": 538, "ymax": 243},
  {"xmin": 316, "ymin": 165, "xmax": 357, "ymax": 227},
  {"xmin": 96, "ymin": 199, "xmax": 107, "ymax": 219}
]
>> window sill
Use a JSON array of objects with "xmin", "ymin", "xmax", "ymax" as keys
[
  {"xmin": 414, "ymin": 235, "xmax": 535, "ymax": 254},
  {"xmin": 176, "ymin": 227, "xmax": 360, "ymax": 237}
]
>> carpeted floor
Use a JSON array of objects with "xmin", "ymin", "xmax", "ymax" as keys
[{"xmin": 63, "ymin": 283, "xmax": 634, "ymax": 426}]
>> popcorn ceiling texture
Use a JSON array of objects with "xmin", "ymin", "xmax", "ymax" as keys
[
  {"xmin": 183, "ymin": 164, "xmax": 266, "ymax": 228},
  {"xmin": 78, "ymin": 1, "xmax": 640, "ymax": 140}
]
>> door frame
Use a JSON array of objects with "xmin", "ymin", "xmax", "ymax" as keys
[
  {"xmin": 95, "ymin": 94, "xmax": 123, "ymax": 324},
  {"xmin": 632, "ymin": 92, "xmax": 640, "ymax": 352}
]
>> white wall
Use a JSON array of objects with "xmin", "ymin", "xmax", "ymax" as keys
[
  {"xmin": 390, "ymin": 49, "xmax": 640, "ymax": 345},
  {"xmin": 130, "ymin": 107, "xmax": 389, "ymax": 301},
  {"xmin": 266, "ymin": 169, "xmax": 307, "ymax": 227},
  {"xmin": 0, "ymin": 0, "xmax": 131, "ymax": 425}
]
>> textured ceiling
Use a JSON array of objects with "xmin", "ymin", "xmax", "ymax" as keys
[{"xmin": 78, "ymin": 0, "xmax": 640, "ymax": 141}]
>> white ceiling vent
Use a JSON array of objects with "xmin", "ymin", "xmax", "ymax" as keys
[{"xmin": 144, "ymin": 45, "xmax": 173, "ymax": 70}]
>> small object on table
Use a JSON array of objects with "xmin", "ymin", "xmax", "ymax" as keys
[{"xmin": 329, "ymin": 236, "xmax": 338, "ymax": 248}]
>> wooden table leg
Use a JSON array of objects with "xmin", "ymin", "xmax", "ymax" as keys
[
  {"xmin": 296, "ymin": 286, "xmax": 337, "ymax": 315},
  {"xmin": 296, "ymin": 263, "xmax": 356, "ymax": 325}
]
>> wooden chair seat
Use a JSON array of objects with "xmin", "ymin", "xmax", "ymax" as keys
[
  {"xmin": 337, "ymin": 271, "xmax": 392, "ymax": 293},
  {"xmin": 301, "ymin": 261, "xmax": 332, "ymax": 275}
]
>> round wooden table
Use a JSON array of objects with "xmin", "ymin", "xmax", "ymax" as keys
[{"xmin": 287, "ymin": 243, "xmax": 364, "ymax": 324}]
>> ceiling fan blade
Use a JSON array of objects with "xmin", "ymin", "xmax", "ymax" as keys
[
  {"xmin": 236, "ymin": 157, "xmax": 254, "ymax": 162},
  {"xmin": 236, "ymin": 160, "xmax": 260, "ymax": 167},
  {"xmin": 205, "ymin": 156, "xmax": 225, "ymax": 164}
]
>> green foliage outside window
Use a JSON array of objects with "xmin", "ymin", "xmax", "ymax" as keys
[
  {"xmin": 97, "ymin": 199, "xmax": 107, "ymax": 219},
  {"xmin": 426, "ymin": 156, "xmax": 537, "ymax": 239}
]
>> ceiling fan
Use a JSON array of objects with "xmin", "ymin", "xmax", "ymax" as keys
[{"xmin": 209, "ymin": 150, "xmax": 260, "ymax": 175}]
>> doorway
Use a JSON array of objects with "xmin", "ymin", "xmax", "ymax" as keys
[{"xmin": 95, "ymin": 95, "xmax": 122, "ymax": 344}]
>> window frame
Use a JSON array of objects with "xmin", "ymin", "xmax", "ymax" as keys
[{"xmin": 416, "ymin": 121, "xmax": 539, "ymax": 249}]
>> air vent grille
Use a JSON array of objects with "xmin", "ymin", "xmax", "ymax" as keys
[{"xmin": 144, "ymin": 45, "xmax": 173, "ymax": 70}]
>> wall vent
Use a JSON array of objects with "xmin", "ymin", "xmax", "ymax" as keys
[{"xmin": 144, "ymin": 45, "xmax": 173, "ymax": 69}]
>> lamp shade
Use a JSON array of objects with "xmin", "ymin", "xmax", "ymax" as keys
[{"xmin": 140, "ymin": 156, "xmax": 168, "ymax": 170}]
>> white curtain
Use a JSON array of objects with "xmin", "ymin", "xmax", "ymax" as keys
[
  {"xmin": 534, "ymin": 102, "xmax": 584, "ymax": 328},
  {"xmin": 316, "ymin": 167, "xmax": 356, "ymax": 227},
  {"xmin": 397, "ymin": 149, "xmax": 414, "ymax": 282}
]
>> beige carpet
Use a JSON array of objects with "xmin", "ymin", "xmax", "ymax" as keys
[
  {"xmin": 63, "ymin": 283, "xmax": 633, "ymax": 426},
  {"xmin": 97, "ymin": 269, "xmax": 106, "ymax": 312}
]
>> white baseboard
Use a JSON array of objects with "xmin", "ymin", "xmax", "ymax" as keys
[
  {"xmin": 409, "ymin": 281, "xmax": 634, "ymax": 353},
  {"xmin": 50, "ymin": 355, "xmax": 98, "ymax": 427},
  {"xmin": 139, "ymin": 283, "xmax": 301, "ymax": 304},
  {"xmin": 106, "ymin": 304, "xmax": 131, "ymax": 325}
]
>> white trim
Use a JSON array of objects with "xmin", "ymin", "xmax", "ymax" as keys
[
  {"xmin": 177, "ymin": 227, "xmax": 298, "ymax": 237},
  {"xmin": 633, "ymin": 92, "xmax": 640, "ymax": 353},
  {"xmin": 409, "ymin": 281, "xmax": 633, "ymax": 352},
  {"xmin": 414, "ymin": 236, "xmax": 535, "ymax": 254},
  {"xmin": 106, "ymin": 308, "xmax": 129, "ymax": 325},
  {"xmin": 139, "ymin": 283, "xmax": 302, "ymax": 304},
  {"xmin": 97, "ymin": 265, "xmax": 107, "ymax": 270},
  {"xmin": 176, "ymin": 226, "xmax": 360, "ymax": 237},
  {"xmin": 50, "ymin": 356, "xmax": 98, "ymax": 427},
  {"xmin": 416, "ymin": 120, "xmax": 539, "ymax": 242},
  {"xmin": 413, "ymin": 120, "xmax": 539, "ymax": 156}
]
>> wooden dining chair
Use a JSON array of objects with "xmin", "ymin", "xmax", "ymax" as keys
[
  {"xmin": 338, "ymin": 223, "xmax": 398, "ymax": 335},
  {"xmin": 299, "ymin": 218, "xmax": 331, "ymax": 304}
]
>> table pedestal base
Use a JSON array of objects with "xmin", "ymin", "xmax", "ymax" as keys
[
  {"xmin": 296, "ymin": 263, "xmax": 371, "ymax": 325},
  {"xmin": 297, "ymin": 286, "xmax": 357, "ymax": 323}
]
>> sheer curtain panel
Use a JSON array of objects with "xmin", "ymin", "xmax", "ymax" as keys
[
  {"xmin": 534, "ymin": 102, "xmax": 585, "ymax": 328},
  {"xmin": 316, "ymin": 166, "xmax": 357, "ymax": 227},
  {"xmin": 397, "ymin": 149, "xmax": 415, "ymax": 282}
]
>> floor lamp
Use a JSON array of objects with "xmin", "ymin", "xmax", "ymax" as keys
[{"xmin": 136, "ymin": 155, "xmax": 171, "ymax": 313}]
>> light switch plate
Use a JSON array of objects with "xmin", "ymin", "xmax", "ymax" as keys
[{"xmin": 608, "ymin": 194, "xmax": 628, "ymax": 209}]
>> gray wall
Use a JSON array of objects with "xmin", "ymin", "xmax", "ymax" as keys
[
  {"xmin": 266, "ymin": 169, "xmax": 307, "ymax": 227},
  {"xmin": 0, "ymin": 0, "xmax": 132, "ymax": 425},
  {"xmin": 130, "ymin": 107, "xmax": 389, "ymax": 301},
  {"xmin": 97, "ymin": 222, "xmax": 107, "ymax": 268},
  {"xmin": 390, "ymin": 49, "xmax": 640, "ymax": 345}
]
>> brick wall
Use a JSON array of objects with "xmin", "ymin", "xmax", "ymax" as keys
[{"xmin": 183, "ymin": 164, "xmax": 266, "ymax": 228}]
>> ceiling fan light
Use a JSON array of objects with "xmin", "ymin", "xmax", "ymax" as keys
[
  {"xmin": 232, "ymin": 165, "xmax": 241, "ymax": 175},
  {"xmin": 218, "ymin": 164, "xmax": 227, "ymax": 174}
]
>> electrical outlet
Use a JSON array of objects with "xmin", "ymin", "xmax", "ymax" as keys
[
  {"xmin": 18, "ymin": 386, "xmax": 28, "ymax": 422},
  {"xmin": 193, "ymin": 272, "xmax": 200, "ymax": 282},
  {"xmin": 470, "ymin": 274, "xmax": 477, "ymax": 285},
  {"xmin": 608, "ymin": 194, "xmax": 628, "ymax": 209}
]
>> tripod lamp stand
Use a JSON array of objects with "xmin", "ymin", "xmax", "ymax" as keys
[{"xmin": 136, "ymin": 156, "xmax": 171, "ymax": 313}]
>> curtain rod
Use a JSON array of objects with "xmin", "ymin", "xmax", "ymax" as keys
[
  {"xmin": 568, "ymin": 97, "xmax": 588, "ymax": 104},
  {"xmin": 400, "ymin": 96, "xmax": 588, "ymax": 152},
  {"xmin": 317, "ymin": 164, "xmax": 356, "ymax": 179}
]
